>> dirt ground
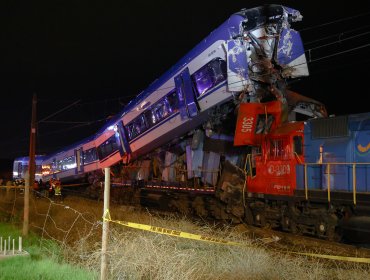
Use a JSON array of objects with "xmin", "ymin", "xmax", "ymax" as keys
[{"xmin": 2, "ymin": 188, "xmax": 370, "ymax": 261}]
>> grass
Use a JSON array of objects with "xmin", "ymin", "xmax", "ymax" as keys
[
  {"xmin": 64, "ymin": 213, "xmax": 370, "ymax": 280},
  {"xmin": 0, "ymin": 223, "xmax": 97, "ymax": 280},
  {"xmin": 0, "ymin": 257, "xmax": 97, "ymax": 280},
  {"xmin": 2, "ymin": 195, "xmax": 370, "ymax": 279}
]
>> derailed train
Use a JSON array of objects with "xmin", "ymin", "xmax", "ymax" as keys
[{"xmin": 13, "ymin": 5, "xmax": 370, "ymax": 240}]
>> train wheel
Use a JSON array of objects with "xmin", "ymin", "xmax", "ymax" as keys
[
  {"xmin": 327, "ymin": 225, "xmax": 342, "ymax": 242},
  {"xmin": 255, "ymin": 212, "xmax": 267, "ymax": 228},
  {"xmin": 315, "ymin": 221, "xmax": 329, "ymax": 239}
]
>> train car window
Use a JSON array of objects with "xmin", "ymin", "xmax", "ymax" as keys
[
  {"xmin": 167, "ymin": 90, "xmax": 179, "ymax": 112},
  {"xmin": 255, "ymin": 114, "xmax": 274, "ymax": 134},
  {"xmin": 269, "ymin": 138, "xmax": 289, "ymax": 160},
  {"xmin": 83, "ymin": 148, "xmax": 98, "ymax": 164},
  {"xmin": 127, "ymin": 123, "xmax": 137, "ymax": 140},
  {"xmin": 127, "ymin": 90, "xmax": 180, "ymax": 141},
  {"xmin": 57, "ymin": 159, "xmax": 63, "ymax": 172},
  {"xmin": 134, "ymin": 115, "xmax": 147, "ymax": 135},
  {"xmin": 61, "ymin": 155, "xmax": 76, "ymax": 170},
  {"xmin": 97, "ymin": 135, "xmax": 119, "ymax": 160},
  {"xmin": 127, "ymin": 115, "xmax": 147, "ymax": 140},
  {"xmin": 153, "ymin": 100, "xmax": 169, "ymax": 122},
  {"xmin": 192, "ymin": 58, "xmax": 227, "ymax": 96},
  {"xmin": 144, "ymin": 110, "xmax": 155, "ymax": 128},
  {"xmin": 42, "ymin": 163, "xmax": 51, "ymax": 176},
  {"xmin": 293, "ymin": 136, "xmax": 303, "ymax": 155}
]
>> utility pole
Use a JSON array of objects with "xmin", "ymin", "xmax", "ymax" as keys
[
  {"xmin": 23, "ymin": 93, "xmax": 37, "ymax": 236},
  {"xmin": 101, "ymin": 167, "xmax": 110, "ymax": 280}
]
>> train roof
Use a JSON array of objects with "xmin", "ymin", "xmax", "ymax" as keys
[
  {"xmin": 95, "ymin": 114, "xmax": 122, "ymax": 135},
  {"xmin": 43, "ymin": 114, "xmax": 122, "ymax": 161},
  {"xmin": 14, "ymin": 155, "xmax": 45, "ymax": 162},
  {"xmin": 42, "ymin": 133, "xmax": 96, "ymax": 160},
  {"xmin": 121, "ymin": 11, "xmax": 245, "ymax": 115}
]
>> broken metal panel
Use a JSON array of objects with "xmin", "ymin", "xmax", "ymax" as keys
[
  {"xmin": 136, "ymin": 160, "xmax": 151, "ymax": 181},
  {"xmin": 277, "ymin": 28, "xmax": 309, "ymax": 77},
  {"xmin": 282, "ymin": 6, "xmax": 303, "ymax": 22},
  {"xmin": 162, "ymin": 152, "xmax": 177, "ymax": 182},
  {"xmin": 202, "ymin": 151, "xmax": 220, "ymax": 186},
  {"xmin": 225, "ymin": 39, "xmax": 249, "ymax": 92},
  {"xmin": 186, "ymin": 131, "xmax": 204, "ymax": 179}
]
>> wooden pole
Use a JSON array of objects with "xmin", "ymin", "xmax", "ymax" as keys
[
  {"xmin": 23, "ymin": 93, "xmax": 37, "ymax": 236},
  {"xmin": 101, "ymin": 167, "xmax": 110, "ymax": 280}
]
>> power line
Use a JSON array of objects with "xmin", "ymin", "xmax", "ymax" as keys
[
  {"xmin": 299, "ymin": 12, "xmax": 370, "ymax": 32},
  {"xmin": 304, "ymin": 24, "xmax": 370, "ymax": 46},
  {"xmin": 306, "ymin": 31, "xmax": 370, "ymax": 52},
  {"xmin": 40, "ymin": 120, "xmax": 92, "ymax": 125},
  {"xmin": 38, "ymin": 100, "xmax": 81, "ymax": 123},
  {"xmin": 309, "ymin": 43, "xmax": 370, "ymax": 63}
]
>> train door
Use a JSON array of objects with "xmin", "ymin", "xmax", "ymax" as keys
[
  {"xmin": 116, "ymin": 121, "xmax": 131, "ymax": 163},
  {"xmin": 175, "ymin": 67, "xmax": 198, "ymax": 120},
  {"xmin": 247, "ymin": 122, "xmax": 304, "ymax": 196},
  {"xmin": 75, "ymin": 148, "xmax": 84, "ymax": 175}
]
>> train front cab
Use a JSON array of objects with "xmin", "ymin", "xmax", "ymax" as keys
[
  {"xmin": 245, "ymin": 121, "xmax": 304, "ymax": 196},
  {"xmin": 234, "ymin": 100, "xmax": 304, "ymax": 196}
]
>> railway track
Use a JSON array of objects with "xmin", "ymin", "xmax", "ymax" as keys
[{"xmin": 60, "ymin": 183, "xmax": 370, "ymax": 252}]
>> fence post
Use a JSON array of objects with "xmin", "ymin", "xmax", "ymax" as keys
[
  {"xmin": 23, "ymin": 171, "xmax": 30, "ymax": 236},
  {"xmin": 101, "ymin": 167, "xmax": 110, "ymax": 280}
]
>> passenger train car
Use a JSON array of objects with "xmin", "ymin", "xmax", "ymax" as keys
[
  {"xmin": 14, "ymin": 5, "xmax": 370, "ymax": 240},
  {"xmin": 13, "ymin": 155, "xmax": 45, "ymax": 182},
  {"xmin": 41, "ymin": 134, "xmax": 100, "ymax": 183}
]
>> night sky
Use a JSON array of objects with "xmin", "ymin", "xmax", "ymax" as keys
[{"xmin": 0, "ymin": 1, "xmax": 369, "ymax": 173}]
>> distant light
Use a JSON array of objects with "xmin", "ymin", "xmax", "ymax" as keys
[
  {"xmin": 107, "ymin": 125, "xmax": 115, "ymax": 131},
  {"xmin": 65, "ymin": 163, "xmax": 77, "ymax": 169}
]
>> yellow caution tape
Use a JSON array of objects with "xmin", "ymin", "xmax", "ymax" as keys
[
  {"xmin": 102, "ymin": 209, "xmax": 370, "ymax": 263},
  {"xmin": 289, "ymin": 251, "xmax": 370, "ymax": 264},
  {"xmin": 103, "ymin": 209, "xmax": 240, "ymax": 246}
]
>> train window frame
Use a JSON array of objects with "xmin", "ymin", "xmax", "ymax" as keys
[
  {"xmin": 61, "ymin": 155, "xmax": 76, "ymax": 170},
  {"xmin": 192, "ymin": 58, "xmax": 227, "ymax": 97},
  {"xmin": 126, "ymin": 89, "xmax": 179, "ymax": 141},
  {"xmin": 97, "ymin": 135, "xmax": 119, "ymax": 160},
  {"xmin": 83, "ymin": 148, "xmax": 98, "ymax": 164},
  {"xmin": 255, "ymin": 114, "xmax": 274, "ymax": 134},
  {"xmin": 268, "ymin": 137, "xmax": 290, "ymax": 160}
]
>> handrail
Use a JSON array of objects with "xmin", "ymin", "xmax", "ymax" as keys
[
  {"xmin": 327, "ymin": 164, "xmax": 331, "ymax": 203},
  {"xmin": 353, "ymin": 164, "xmax": 357, "ymax": 206},
  {"xmin": 299, "ymin": 162, "xmax": 369, "ymax": 205}
]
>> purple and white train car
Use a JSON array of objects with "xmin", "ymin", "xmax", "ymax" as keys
[
  {"xmin": 42, "ymin": 135, "xmax": 100, "ymax": 183},
  {"xmin": 119, "ymin": 5, "xmax": 309, "ymax": 161}
]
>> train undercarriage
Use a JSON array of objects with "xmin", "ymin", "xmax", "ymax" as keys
[{"xmin": 83, "ymin": 144, "xmax": 370, "ymax": 243}]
